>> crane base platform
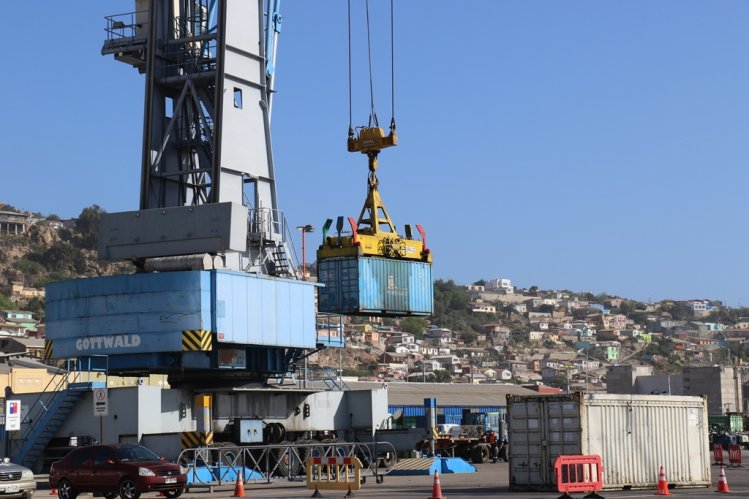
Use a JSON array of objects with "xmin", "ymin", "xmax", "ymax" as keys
[{"xmin": 44, "ymin": 270, "xmax": 322, "ymax": 373}]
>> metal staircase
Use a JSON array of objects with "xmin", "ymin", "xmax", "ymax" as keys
[
  {"xmin": 12, "ymin": 363, "xmax": 105, "ymax": 471},
  {"xmin": 300, "ymin": 366, "xmax": 351, "ymax": 392}
]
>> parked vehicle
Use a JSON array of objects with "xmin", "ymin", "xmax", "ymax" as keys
[
  {"xmin": 49, "ymin": 444, "xmax": 186, "ymax": 499},
  {"xmin": 0, "ymin": 458, "xmax": 36, "ymax": 499}
]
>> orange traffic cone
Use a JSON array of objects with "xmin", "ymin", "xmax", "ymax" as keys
[
  {"xmin": 233, "ymin": 469, "xmax": 246, "ymax": 498},
  {"xmin": 716, "ymin": 465, "xmax": 731, "ymax": 493},
  {"xmin": 429, "ymin": 470, "xmax": 446, "ymax": 499},
  {"xmin": 655, "ymin": 465, "xmax": 671, "ymax": 496}
]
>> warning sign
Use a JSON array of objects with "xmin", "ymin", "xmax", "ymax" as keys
[{"xmin": 93, "ymin": 388, "xmax": 108, "ymax": 417}]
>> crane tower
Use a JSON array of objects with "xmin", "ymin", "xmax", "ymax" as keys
[
  {"xmin": 100, "ymin": 0, "xmax": 288, "ymax": 275},
  {"xmin": 42, "ymin": 0, "xmax": 336, "ymax": 377}
]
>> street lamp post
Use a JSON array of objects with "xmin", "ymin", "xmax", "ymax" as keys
[{"xmin": 296, "ymin": 224, "xmax": 314, "ymax": 280}]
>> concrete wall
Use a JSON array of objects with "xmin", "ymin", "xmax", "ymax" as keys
[
  {"xmin": 683, "ymin": 366, "xmax": 742, "ymax": 415},
  {"xmin": 606, "ymin": 365, "xmax": 653, "ymax": 394},
  {"xmin": 634, "ymin": 374, "xmax": 684, "ymax": 395}
]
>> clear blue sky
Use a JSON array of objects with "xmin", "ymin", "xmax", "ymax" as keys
[{"xmin": 2, "ymin": 1, "xmax": 748, "ymax": 306}]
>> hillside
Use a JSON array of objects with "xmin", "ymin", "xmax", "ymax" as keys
[{"xmin": 0, "ymin": 203, "xmax": 133, "ymax": 317}]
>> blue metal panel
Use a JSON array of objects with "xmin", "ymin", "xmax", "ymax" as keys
[
  {"xmin": 46, "ymin": 270, "xmax": 317, "ymax": 361},
  {"xmin": 318, "ymin": 257, "xmax": 433, "ymax": 316},
  {"xmin": 46, "ymin": 272, "xmax": 212, "ymax": 358},
  {"xmin": 389, "ymin": 406, "xmax": 425, "ymax": 417},
  {"xmin": 213, "ymin": 271, "xmax": 316, "ymax": 348}
]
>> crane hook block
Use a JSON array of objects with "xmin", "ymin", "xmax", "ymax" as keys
[{"xmin": 348, "ymin": 127, "xmax": 397, "ymax": 155}]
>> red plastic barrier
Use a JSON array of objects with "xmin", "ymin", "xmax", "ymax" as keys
[
  {"xmin": 728, "ymin": 444, "xmax": 742, "ymax": 467},
  {"xmin": 554, "ymin": 455, "xmax": 604, "ymax": 498},
  {"xmin": 713, "ymin": 443, "xmax": 725, "ymax": 465}
]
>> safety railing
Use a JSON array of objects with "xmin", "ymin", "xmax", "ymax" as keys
[
  {"xmin": 554, "ymin": 454, "xmax": 604, "ymax": 499},
  {"xmin": 104, "ymin": 11, "xmax": 147, "ymax": 41},
  {"xmin": 177, "ymin": 441, "xmax": 395, "ymax": 490},
  {"xmin": 306, "ymin": 456, "xmax": 363, "ymax": 496}
]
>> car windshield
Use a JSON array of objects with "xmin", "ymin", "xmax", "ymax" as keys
[{"xmin": 115, "ymin": 445, "xmax": 161, "ymax": 462}]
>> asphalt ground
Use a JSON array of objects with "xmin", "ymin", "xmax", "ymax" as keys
[{"xmin": 33, "ymin": 457, "xmax": 749, "ymax": 499}]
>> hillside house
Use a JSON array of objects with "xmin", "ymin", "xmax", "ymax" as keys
[
  {"xmin": 385, "ymin": 332, "xmax": 415, "ymax": 347},
  {"xmin": 597, "ymin": 341, "xmax": 621, "ymax": 361},
  {"xmin": 10, "ymin": 283, "xmax": 45, "ymax": 302},
  {"xmin": 609, "ymin": 315, "xmax": 628, "ymax": 329},
  {"xmin": 470, "ymin": 302, "xmax": 496, "ymax": 314},
  {"xmin": 416, "ymin": 359, "xmax": 442, "ymax": 372},
  {"xmin": 379, "ymin": 352, "xmax": 406, "ymax": 364},
  {"xmin": 420, "ymin": 344, "xmax": 439, "ymax": 356},
  {"xmin": 425, "ymin": 327, "xmax": 452, "ymax": 340},
  {"xmin": 604, "ymin": 298, "xmax": 623, "ymax": 309},
  {"xmin": 485, "ymin": 278, "xmax": 514, "ymax": 294},
  {"xmin": 0, "ymin": 211, "xmax": 34, "ymax": 235},
  {"xmin": 513, "ymin": 303, "xmax": 527, "ymax": 314},
  {"xmin": 364, "ymin": 330, "xmax": 381, "ymax": 344},
  {"xmin": 529, "ymin": 331, "xmax": 544, "ymax": 342},
  {"xmin": 544, "ymin": 331, "xmax": 559, "ymax": 342},
  {"xmin": 596, "ymin": 329, "xmax": 620, "ymax": 341}
]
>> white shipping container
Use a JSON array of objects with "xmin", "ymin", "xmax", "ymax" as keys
[{"xmin": 507, "ymin": 393, "xmax": 711, "ymax": 491}]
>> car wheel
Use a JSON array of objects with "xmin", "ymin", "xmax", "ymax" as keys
[
  {"xmin": 57, "ymin": 479, "xmax": 77, "ymax": 499},
  {"xmin": 118, "ymin": 479, "xmax": 140, "ymax": 499},
  {"xmin": 104, "ymin": 493, "xmax": 118, "ymax": 499},
  {"xmin": 163, "ymin": 488, "xmax": 184, "ymax": 498}
]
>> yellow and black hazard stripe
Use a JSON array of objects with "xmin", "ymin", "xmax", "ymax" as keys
[
  {"xmin": 182, "ymin": 330, "xmax": 212, "ymax": 352},
  {"xmin": 43, "ymin": 339, "xmax": 53, "ymax": 360},
  {"xmin": 181, "ymin": 431, "xmax": 214, "ymax": 449}
]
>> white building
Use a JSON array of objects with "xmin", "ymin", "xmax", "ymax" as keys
[{"xmin": 485, "ymin": 278, "xmax": 514, "ymax": 295}]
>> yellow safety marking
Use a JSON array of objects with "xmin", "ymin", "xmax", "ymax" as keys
[
  {"xmin": 306, "ymin": 456, "xmax": 363, "ymax": 493},
  {"xmin": 182, "ymin": 330, "xmax": 212, "ymax": 351},
  {"xmin": 180, "ymin": 431, "xmax": 213, "ymax": 449},
  {"xmin": 195, "ymin": 395, "xmax": 211, "ymax": 408},
  {"xmin": 43, "ymin": 340, "xmax": 53, "ymax": 360},
  {"xmin": 432, "ymin": 427, "xmax": 439, "ymax": 440},
  {"xmin": 391, "ymin": 458, "xmax": 438, "ymax": 471}
]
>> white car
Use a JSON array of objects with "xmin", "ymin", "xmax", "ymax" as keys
[{"xmin": 0, "ymin": 458, "xmax": 35, "ymax": 499}]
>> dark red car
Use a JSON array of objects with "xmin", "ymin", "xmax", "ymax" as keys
[{"xmin": 49, "ymin": 444, "xmax": 187, "ymax": 499}]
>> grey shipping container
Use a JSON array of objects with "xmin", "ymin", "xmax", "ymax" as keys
[
  {"xmin": 317, "ymin": 256, "xmax": 433, "ymax": 316},
  {"xmin": 507, "ymin": 393, "xmax": 711, "ymax": 491}
]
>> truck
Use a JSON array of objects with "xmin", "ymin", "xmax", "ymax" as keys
[{"xmin": 416, "ymin": 411, "xmax": 504, "ymax": 463}]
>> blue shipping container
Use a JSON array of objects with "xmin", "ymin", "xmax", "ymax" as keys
[{"xmin": 317, "ymin": 257, "xmax": 433, "ymax": 316}]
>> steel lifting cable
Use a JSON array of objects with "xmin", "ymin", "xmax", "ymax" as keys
[
  {"xmin": 365, "ymin": 0, "xmax": 379, "ymax": 127},
  {"xmin": 348, "ymin": 0, "xmax": 354, "ymax": 137},
  {"xmin": 390, "ymin": 0, "xmax": 395, "ymax": 131},
  {"xmin": 347, "ymin": 0, "xmax": 397, "ymax": 131}
]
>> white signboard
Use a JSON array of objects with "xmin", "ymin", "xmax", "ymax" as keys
[
  {"xmin": 5, "ymin": 400, "xmax": 20, "ymax": 431},
  {"xmin": 93, "ymin": 388, "xmax": 109, "ymax": 417}
]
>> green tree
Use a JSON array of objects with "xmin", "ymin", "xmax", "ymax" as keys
[
  {"xmin": 432, "ymin": 369, "xmax": 452, "ymax": 383},
  {"xmin": 400, "ymin": 317, "xmax": 429, "ymax": 338},
  {"xmin": 75, "ymin": 205, "xmax": 106, "ymax": 250},
  {"xmin": 461, "ymin": 330, "xmax": 478, "ymax": 344},
  {"xmin": 24, "ymin": 297, "xmax": 45, "ymax": 319},
  {"xmin": 0, "ymin": 294, "xmax": 17, "ymax": 310}
]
